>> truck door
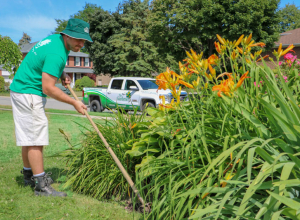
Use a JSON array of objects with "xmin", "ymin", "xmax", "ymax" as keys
[
  {"xmin": 106, "ymin": 79, "xmax": 124, "ymax": 109},
  {"xmin": 122, "ymin": 80, "xmax": 141, "ymax": 110}
]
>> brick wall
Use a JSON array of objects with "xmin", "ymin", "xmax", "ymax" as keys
[
  {"xmin": 0, "ymin": 70, "xmax": 2, "ymax": 76},
  {"xmin": 66, "ymin": 56, "xmax": 93, "ymax": 69}
]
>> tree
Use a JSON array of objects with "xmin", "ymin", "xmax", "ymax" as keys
[
  {"xmin": 0, "ymin": 35, "xmax": 22, "ymax": 74},
  {"xmin": 54, "ymin": 3, "xmax": 100, "ymax": 34},
  {"xmin": 148, "ymin": 0, "xmax": 281, "ymax": 59},
  {"xmin": 53, "ymin": 3, "xmax": 102, "ymax": 53},
  {"xmin": 86, "ymin": 0, "xmax": 177, "ymax": 77},
  {"xmin": 277, "ymin": 4, "xmax": 300, "ymax": 33},
  {"xmin": 18, "ymin": 32, "xmax": 32, "ymax": 46},
  {"xmin": 84, "ymin": 8, "xmax": 122, "ymax": 76}
]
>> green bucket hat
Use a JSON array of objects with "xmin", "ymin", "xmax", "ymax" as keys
[{"xmin": 61, "ymin": 18, "xmax": 93, "ymax": 42}]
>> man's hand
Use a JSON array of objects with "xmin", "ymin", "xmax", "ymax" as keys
[
  {"xmin": 73, "ymin": 100, "xmax": 87, "ymax": 115},
  {"xmin": 61, "ymin": 73, "xmax": 71, "ymax": 88}
]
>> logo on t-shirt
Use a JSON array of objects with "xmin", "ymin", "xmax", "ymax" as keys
[{"xmin": 35, "ymin": 39, "xmax": 51, "ymax": 49}]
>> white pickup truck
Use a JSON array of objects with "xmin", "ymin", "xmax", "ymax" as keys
[{"xmin": 82, "ymin": 77, "xmax": 188, "ymax": 112}]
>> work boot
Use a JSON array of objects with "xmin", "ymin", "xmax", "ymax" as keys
[
  {"xmin": 32, "ymin": 174, "xmax": 67, "ymax": 197},
  {"xmin": 21, "ymin": 169, "xmax": 54, "ymax": 187}
]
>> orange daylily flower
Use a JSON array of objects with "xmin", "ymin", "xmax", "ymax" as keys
[
  {"xmin": 212, "ymin": 71, "xmax": 250, "ymax": 97},
  {"xmin": 235, "ymin": 71, "xmax": 250, "ymax": 88},
  {"xmin": 256, "ymin": 55, "xmax": 269, "ymax": 62},
  {"xmin": 237, "ymin": 47, "xmax": 244, "ymax": 54},
  {"xmin": 159, "ymin": 95, "xmax": 175, "ymax": 110},
  {"xmin": 178, "ymin": 80, "xmax": 194, "ymax": 89},
  {"xmin": 245, "ymin": 33, "xmax": 252, "ymax": 44},
  {"xmin": 214, "ymin": 41, "xmax": 222, "ymax": 53},
  {"xmin": 208, "ymin": 64, "xmax": 216, "ymax": 77},
  {"xmin": 231, "ymin": 50, "xmax": 238, "ymax": 60},
  {"xmin": 248, "ymin": 42, "xmax": 266, "ymax": 48},
  {"xmin": 234, "ymin": 34, "xmax": 244, "ymax": 47},
  {"xmin": 192, "ymin": 76, "xmax": 200, "ymax": 88},
  {"xmin": 273, "ymin": 43, "xmax": 295, "ymax": 58},
  {"xmin": 281, "ymin": 44, "xmax": 295, "ymax": 56},
  {"xmin": 217, "ymin": 34, "xmax": 226, "ymax": 45},
  {"xmin": 208, "ymin": 54, "xmax": 218, "ymax": 65}
]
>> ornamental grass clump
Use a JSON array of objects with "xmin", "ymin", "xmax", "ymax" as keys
[
  {"xmin": 124, "ymin": 34, "xmax": 300, "ymax": 219},
  {"xmin": 61, "ymin": 109, "xmax": 146, "ymax": 200}
]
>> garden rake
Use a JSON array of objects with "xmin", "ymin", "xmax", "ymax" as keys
[{"xmin": 67, "ymin": 84, "xmax": 150, "ymax": 213}]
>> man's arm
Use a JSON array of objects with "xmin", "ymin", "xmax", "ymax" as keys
[{"xmin": 42, "ymin": 72, "xmax": 87, "ymax": 115}]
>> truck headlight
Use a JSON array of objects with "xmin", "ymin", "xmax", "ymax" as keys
[{"xmin": 164, "ymin": 94, "xmax": 172, "ymax": 103}]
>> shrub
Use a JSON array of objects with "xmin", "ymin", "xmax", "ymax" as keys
[
  {"xmin": 74, "ymin": 76, "xmax": 95, "ymax": 91},
  {"xmin": 4, "ymin": 82, "xmax": 10, "ymax": 91},
  {"xmin": 0, "ymin": 76, "xmax": 5, "ymax": 92},
  {"xmin": 74, "ymin": 79, "xmax": 82, "ymax": 91}
]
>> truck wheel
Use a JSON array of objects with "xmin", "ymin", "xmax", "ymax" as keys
[
  {"xmin": 90, "ymin": 100, "xmax": 102, "ymax": 112},
  {"xmin": 142, "ymin": 102, "xmax": 155, "ymax": 113}
]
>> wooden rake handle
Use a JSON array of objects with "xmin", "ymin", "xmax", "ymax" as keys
[{"xmin": 67, "ymin": 84, "xmax": 145, "ymax": 206}]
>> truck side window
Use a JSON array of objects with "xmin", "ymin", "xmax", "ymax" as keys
[
  {"xmin": 111, "ymin": 79, "xmax": 123, "ymax": 90},
  {"xmin": 125, "ymin": 80, "xmax": 138, "ymax": 90}
]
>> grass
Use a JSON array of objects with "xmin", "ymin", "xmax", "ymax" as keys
[
  {"xmin": 0, "ymin": 110, "xmax": 140, "ymax": 219},
  {"xmin": 0, "ymin": 91, "xmax": 10, "ymax": 96},
  {"xmin": 0, "ymin": 105, "xmax": 115, "ymax": 118}
]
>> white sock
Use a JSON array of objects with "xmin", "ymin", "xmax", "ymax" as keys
[
  {"xmin": 33, "ymin": 172, "xmax": 45, "ymax": 177},
  {"xmin": 23, "ymin": 167, "xmax": 32, "ymax": 170}
]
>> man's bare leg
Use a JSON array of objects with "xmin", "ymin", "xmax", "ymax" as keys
[{"xmin": 22, "ymin": 146, "xmax": 44, "ymax": 175}]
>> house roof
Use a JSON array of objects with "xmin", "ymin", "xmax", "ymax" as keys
[
  {"xmin": 20, "ymin": 41, "xmax": 90, "ymax": 57},
  {"xmin": 275, "ymin": 28, "xmax": 300, "ymax": 47},
  {"xmin": 64, "ymin": 67, "xmax": 93, "ymax": 74},
  {"xmin": 20, "ymin": 41, "xmax": 38, "ymax": 53}
]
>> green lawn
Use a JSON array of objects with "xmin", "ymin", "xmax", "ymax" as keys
[
  {"xmin": 0, "ymin": 110, "xmax": 140, "ymax": 219},
  {"xmin": 0, "ymin": 104, "xmax": 115, "ymax": 118}
]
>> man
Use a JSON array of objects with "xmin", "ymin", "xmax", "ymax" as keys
[{"xmin": 10, "ymin": 18, "xmax": 92, "ymax": 197}]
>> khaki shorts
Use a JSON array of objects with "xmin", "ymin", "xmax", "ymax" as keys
[{"xmin": 11, "ymin": 91, "xmax": 48, "ymax": 146}]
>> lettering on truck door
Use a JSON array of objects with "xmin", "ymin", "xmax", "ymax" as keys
[
  {"xmin": 122, "ymin": 80, "xmax": 140, "ymax": 110},
  {"xmin": 106, "ymin": 79, "xmax": 124, "ymax": 108}
]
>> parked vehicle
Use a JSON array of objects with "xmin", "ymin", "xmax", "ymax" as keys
[
  {"xmin": 55, "ymin": 83, "xmax": 71, "ymax": 95},
  {"xmin": 82, "ymin": 77, "xmax": 188, "ymax": 112}
]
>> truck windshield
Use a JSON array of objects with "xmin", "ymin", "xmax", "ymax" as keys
[{"xmin": 137, "ymin": 80, "xmax": 158, "ymax": 90}]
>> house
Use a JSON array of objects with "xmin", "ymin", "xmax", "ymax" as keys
[
  {"xmin": 20, "ymin": 41, "xmax": 111, "ymax": 88},
  {"xmin": 0, "ymin": 65, "xmax": 13, "ymax": 84},
  {"xmin": 262, "ymin": 28, "xmax": 300, "ymax": 69}
]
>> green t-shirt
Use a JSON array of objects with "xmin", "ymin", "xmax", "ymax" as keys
[{"xmin": 10, "ymin": 34, "xmax": 70, "ymax": 97}]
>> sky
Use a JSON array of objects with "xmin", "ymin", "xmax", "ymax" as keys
[{"xmin": 0, "ymin": 0, "xmax": 298, "ymax": 44}]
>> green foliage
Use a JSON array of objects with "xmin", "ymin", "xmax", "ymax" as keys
[
  {"xmin": 54, "ymin": 3, "xmax": 101, "ymax": 34},
  {"xmin": 18, "ymin": 32, "xmax": 31, "ymax": 46},
  {"xmin": 277, "ymin": 4, "xmax": 300, "ymax": 33},
  {"xmin": 0, "ymin": 35, "xmax": 22, "ymax": 74},
  {"xmin": 61, "ymin": 109, "xmax": 146, "ymax": 200},
  {"xmin": 54, "ymin": 3, "xmax": 102, "ymax": 53},
  {"xmin": 75, "ymin": 76, "xmax": 95, "ymax": 91},
  {"xmin": 0, "ymin": 76, "xmax": 5, "ymax": 92},
  {"xmin": 85, "ymin": 0, "xmax": 177, "ymax": 77},
  {"xmin": 148, "ymin": 0, "xmax": 281, "ymax": 58},
  {"xmin": 74, "ymin": 79, "xmax": 81, "ymax": 91},
  {"xmin": 0, "ymin": 110, "xmax": 138, "ymax": 220}
]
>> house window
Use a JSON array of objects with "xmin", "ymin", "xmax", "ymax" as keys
[
  {"xmin": 85, "ymin": 57, "xmax": 89, "ymax": 67},
  {"xmin": 75, "ymin": 57, "xmax": 80, "ymax": 66},
  {"xmin": 66, "ymin": 57, "xmax": 69, "ymax": 66}
]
